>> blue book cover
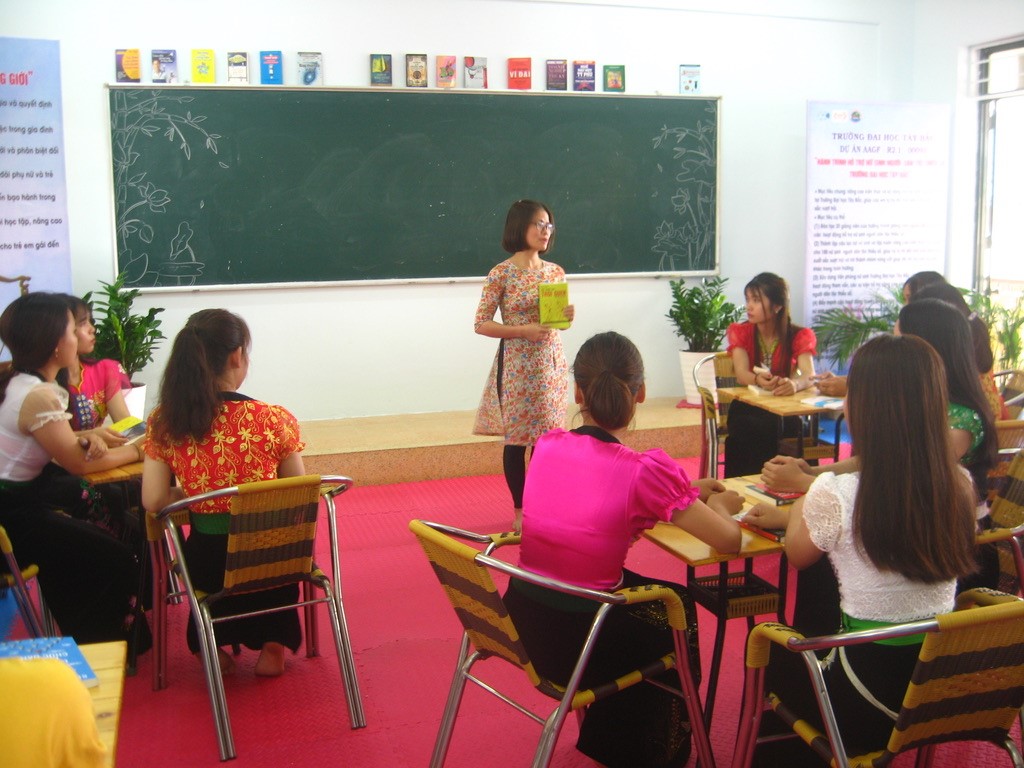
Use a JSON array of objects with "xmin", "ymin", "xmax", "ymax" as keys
[
  {"xmin": 260, "ymin": 50, "xmax": 283, "ymax": 85},
  {"xmin": 0, "ymin": 636, "xmax": 99, "ymax": 687}
]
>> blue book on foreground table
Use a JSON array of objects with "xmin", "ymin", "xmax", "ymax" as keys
[{"xmin": 0, "ymin": 636, "xmax": 98, "ymax": 687}]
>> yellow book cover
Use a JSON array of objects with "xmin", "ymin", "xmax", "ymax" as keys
[
  {"xmin": 191, "ymin": 49, "xmax": 216, "ymax": 83},
  {"xmin": 111, "ymin": 415, "xmax": 146, "ymax": 443},
  {"xmin": 538, "ymin": 282, "xmax": 570, "ymax": 329}
]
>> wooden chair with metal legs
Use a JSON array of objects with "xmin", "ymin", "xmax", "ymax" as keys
[
  {"xmin": 731, "ymin": 588, "xmax": 1024, "ymax": 768},
  {"xmin": 153, "ymin": 474, "xmax": 366, "ymax": 761},
  {"xmin": 977, "ymin": 449, "xmax": 1024, "ymax": 596},
  {"xmin": 995, "ymin": 370, "xmax": 1024, "ymax": 419},
  {"xmin": 409, "ymin": 519, "xmax": 715, "ymax": 768}
]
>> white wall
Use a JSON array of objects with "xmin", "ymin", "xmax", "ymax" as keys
[{"xmin": 6, "ymin": 0, "xmax": 1023, "ymax": 420}]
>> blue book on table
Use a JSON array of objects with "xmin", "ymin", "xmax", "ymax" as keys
[{"xmin": 0, "ymin": 636, "xmax": 99, "ymax": 687}]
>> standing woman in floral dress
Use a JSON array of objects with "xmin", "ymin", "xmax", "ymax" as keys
[{"xmin": 474, "ymin": 200, "xmax": 575, "ymax": 531}]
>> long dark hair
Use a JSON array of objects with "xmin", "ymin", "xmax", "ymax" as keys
[
  {"xmin": 572, "ymin": 331, "xmax": 644, "ymax": 431},
  {"xmin": 745, "ymin": 272, "xmax": 802, "ymax": 377},
  {"xmin": 912, "ymin": 282, "xmax": 995, "ymax": 373},
  {"xmin": 501, "ymin": 199, "xmax": 555, "ymax": 255},
  {"xmin": 0, "ymin": 293, "xmax": 71, "ymax": 405},
  {"xmin": 898, "ymin": 298, "xmax": 997, "ymax": 496},
  {"xmin": 902, "ymin": 270, "xmax": 946, "ymax": 301},
  {"xmin": 847, "ymin": 334, "xmax": 977, "ymax": 582},
  {"xmin": 149, "ymin": 309, "xmax": 251, "ymax": 442}
]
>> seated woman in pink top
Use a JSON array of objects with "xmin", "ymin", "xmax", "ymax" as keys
[{"xmin": 504, "ymin": 331, "xmax": 742, "ymax": 768}]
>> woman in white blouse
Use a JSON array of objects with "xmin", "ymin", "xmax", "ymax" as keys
[{"xmin": 743, "ymin": 333, "xmax": 978, "ymax": 764}]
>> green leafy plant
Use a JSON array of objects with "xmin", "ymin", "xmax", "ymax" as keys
[
  {"xmin": 967, "ymin": 291, "xmax": 1024, "ymax": 370},
  {"xmin": 85, "ymin": 272, "xmax": 166, "ymax": 380},
  {"xmin": 812, "ymin": 288, "xmax": 902, "ymax": 369},
  {"xmin": 666, "ymin": 276, "xmax": 742, "ymax": 352}
]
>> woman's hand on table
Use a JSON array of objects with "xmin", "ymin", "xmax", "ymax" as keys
[
  {"xmin": 813, "ymin": 372, "xmax": 848, "ymax": 396},
  {"xmin": 707, "ymin": 489, "xmax": 744, "ymax": 517},
  {"xmin": 743, "ymin": 502, "xmax": 790, "ymax": 531},
  {"xmin": 77, "ymin": 433, "xmax": 109, "ymax": 461},
  {"xmin": 770, "ymin": 376, "xmax": 798, "ymax": 396},
  {"xmin": 694, "ymin": 477, "xmax": 726, "ymax": 503},
  {"xmin": 761, "ymin": 456, "xmax": 814, "ymax": 493}
]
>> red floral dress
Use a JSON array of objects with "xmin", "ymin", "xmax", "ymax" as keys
[
  {"xmin": 145, "ymin": 396, "xmax": 305, "ymax": 519},
  {"xmin": 473, "ymin": 260, "xmax": 569, "ymax": 446}
]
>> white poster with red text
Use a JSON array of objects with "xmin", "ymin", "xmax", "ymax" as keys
[{"xmin": 804, "ymin": 102, "xmax": 950, "ymax": 333}]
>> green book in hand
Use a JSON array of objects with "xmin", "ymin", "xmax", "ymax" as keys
[{"xmin": 538, "ymin": 281, "xmax": 570, "ymax": 329}]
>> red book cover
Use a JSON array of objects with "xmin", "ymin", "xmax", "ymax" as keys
[
  {"xmin": 747, "ymin": 483, "xmax": 805, "ymax": 505},
  {"xmin": 507, "ymin": 57, "xmax": 532, "ymax": 90}
]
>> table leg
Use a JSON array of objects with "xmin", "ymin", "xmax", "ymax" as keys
[{"xmin": 699, "ymin": 561, "xmax": 730, "ymax": 731}]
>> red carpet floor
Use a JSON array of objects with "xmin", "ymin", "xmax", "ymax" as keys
[{"xmin": 114, "ymin": 460, "xmax": 1019, "ymax": 767}]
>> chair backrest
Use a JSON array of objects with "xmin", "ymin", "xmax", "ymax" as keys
[
  {"xmin": 409, "ymin": 519, "xmax": 543, "ymax": 687},
  {"xmin": 712, "ymin": 351, "xmax": 735, "ymax": 428},
  {"xmin": 996, "ymin": 420, "xmax": 1024, "ymax": 455},
  {"xmin": 883, "ymin": 597, "xmax": 1024, "ymax": 758},
  {"xmin": 220, "ymin": 475, "xmax": 323, "ymax": 595},
  {"xmin": 996, "ymin": 369, "xmax": 1024, "ymax": 419},
  {"xmin": 697, "ymin": 385, "xmax": 720, "ymax": 479}
]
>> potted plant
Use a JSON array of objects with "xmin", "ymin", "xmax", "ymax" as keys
[
  {"xmin": 85, "ymin": 272, "xmax": 165, "ymax": 418},
  {"xmin": 812, "ymin": 287, "xmax": 902, "ymax": 369},
  {"xmin": 666, "ymin": 276, "xmax": 742, "ymax": 404}
]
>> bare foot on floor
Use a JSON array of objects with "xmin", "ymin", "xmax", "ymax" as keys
[
  {"xmin": 195, "ymin": 649, "xmax": 235, "ymax": 676},
  {"xmin": 255, "ymin": 642, "xmax": 286, "ymax": 677},
  {"xmin": 512, "ymin": 509, "xmax": 522, "ymax": 534}
]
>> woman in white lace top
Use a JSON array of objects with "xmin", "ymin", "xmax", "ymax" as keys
[{"xmin": 743, "ymin": 333, "xmax": 978, "ymax": 764}]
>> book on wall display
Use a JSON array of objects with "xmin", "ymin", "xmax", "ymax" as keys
[
  {"xmin": 436, "ymin": 55, "xmax": 456, "ymax": 88},
  {"xmin": 191, "ymin": 49, "xmax": 216, "ymax": 84},
  {"xmin": 406, "ymin": 54, "xmax": 428, "ymax": 87},
  {"xmin": 260, "ymin": 51, "xmax": 283, "ymax": 85},
  {"xmin": 545, "ymin": 59, "xmax": 567, "ymax": 91},
  {"xmin": 226, "ymin": 51, "xmax": 249, "ymax": 84},
  {"xmin": 538, "ymin": 282, "xmax": 571, "ymax": 329},
  {"xmin": 679, "ymin": 64, "xmax": 701, "ymax": 94},
  {"xmin": 464, "ymin": 56, "xmax": 488, "ymax": 88},
  {"xmin": 603, "ymin": 64, "xmax": 625, "ymax": 92},
  {"xmin": 370, "ymin": 53, "xmax": 393, "ymax": 86},
  {"xmin": 507, "ymin": 57, "xmax": 532, "ymax": 89},
  {"xmin": 0, "ymin": 637, "xmax": 98, "ymax": 688},
  {"xmin": 151, "ymin": 49, "xmax": 178, "ymax": 83},
  {"xmin": 114, "ymin": 48, "xmax": 141, "ymax": 83},
  {"xmin": 572, "ymin": 60, "xmax": 595, "ymax": 91},
  {"xmin": 298, "ymin": 51, "xmax": 323, "ymax": 86}
]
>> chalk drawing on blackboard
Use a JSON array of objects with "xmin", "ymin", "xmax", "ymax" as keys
[
  {"xmin": 110, "ymin": 90, "xmax": 226, "ymax": 286},
  {"xmin": 650, "ymin": 104, "xmax": 717, "ymax": 272}
]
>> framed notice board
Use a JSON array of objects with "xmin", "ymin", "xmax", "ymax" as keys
[{"xmin": 107, "ymin": 86, "xmax": 719, "ymax": 287}]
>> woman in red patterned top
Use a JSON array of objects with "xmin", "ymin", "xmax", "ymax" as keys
[
  {"xmin": 724, "ymin": 272, "xmax": 817, "ymax": 477},
  {"xmin": 142, "ymin": 309, "xmax": 305, "ymax": 677}
]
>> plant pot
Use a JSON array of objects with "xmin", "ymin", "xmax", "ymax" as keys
[
  {"xmin": 679, "ymin": 350, "xmax": 717, "ymax": 406},
  {"xmin": 122, "ymin": 383, "xmax": 147, "ymax": 420}
]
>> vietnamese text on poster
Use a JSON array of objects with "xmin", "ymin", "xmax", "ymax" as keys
[
  {"xmin": 804, "ymin": 101, "xmax": 950, "ymax": 328},
  {"xmin": 0, "ymin": 36, "xmax": 71, "ymax": 322}
]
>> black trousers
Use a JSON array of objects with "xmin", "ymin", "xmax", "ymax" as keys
[
  {"xmin": 0, "ymin": 484, "xmax": 140, "ymax": 644},
  {"xmin": 724, "ymin": 400, "xmax": 802, "ymax": 478}
]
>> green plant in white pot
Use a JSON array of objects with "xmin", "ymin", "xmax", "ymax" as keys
[
  {"xmin": 666, "ymin": 276, "xmax": 742, "ymax": 404},
  {"xmin": 85, "ymin": 272, "xmax": 165, "ymax": 418}
]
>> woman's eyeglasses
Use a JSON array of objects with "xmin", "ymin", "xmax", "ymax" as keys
[{"xmin": 533, "ymin": 221, "xmax": 555, "ymax": 233}]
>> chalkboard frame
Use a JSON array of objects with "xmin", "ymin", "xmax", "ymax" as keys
[{"xmin": 106, "ymin": 85, "xmax": 720, "ymax": 289}]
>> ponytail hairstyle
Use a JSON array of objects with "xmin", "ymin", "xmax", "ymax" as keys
[
  {"xmin": 847, "ymin": 334, "xmax": 977, "ymax": 582},
  {"xmin": 745, "ymin": 272, "xmax": 802, "ymax": 377},
  {"xmin": 501, "ymin": 199, "xmax": 555, "ymax": 255},
  {"xmin": 0, "ymin": 293, "xmax": 72, "ymax": 405},
  {"xmin": 912, "ymin": 281, "xmax": 995, "ymax": 373},
  {"xmin": 150, "ymin": 309, "xmax": 251, "ymax": 442},
  {"xmin": 898, "ymin": 298, "xmax": 997, "ymax": 496},
  {"xmin": 572, "ymin": 331, "xmax": 644, "ymax": 431}
]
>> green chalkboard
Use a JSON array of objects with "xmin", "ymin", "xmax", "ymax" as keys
[{"xmin": 107, "ymin": 87, "xmax": 718, "ymax": 287}]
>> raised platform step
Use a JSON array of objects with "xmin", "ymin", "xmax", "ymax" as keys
[{"xmin": 300, "ymin": 397, "xmax": 702, "ymax": 486}]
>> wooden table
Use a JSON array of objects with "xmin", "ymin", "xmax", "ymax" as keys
[
  {"xmin": 81, "ymin": 640, "xmax": 127, "ymax": 767},
  {"xmin": 717, "ymin": 386, "xmax": 844, "ymax": 460},
  {"xmin": 644, "ymin": 475, "xmax": 791, "ymax": 728},
  {"xmin": 83, "ymin": 460, "xmax": 144, "ymax": 486}
]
